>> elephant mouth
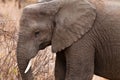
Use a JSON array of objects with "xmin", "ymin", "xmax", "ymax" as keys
[{"xmin": 39, "ymin": 42, "xmax": 51, "ymax": 50}]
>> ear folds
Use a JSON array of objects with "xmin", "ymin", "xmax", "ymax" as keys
[{"xmin": 52, "ymin": 0, "xmax": 96, "ymax": 53}]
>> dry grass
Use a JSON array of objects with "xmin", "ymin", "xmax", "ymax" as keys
[
  {"xmin": 0, "ymin": 1, "xmax": 20, "ymax": 80},
  {"xmin": 0, "ymin": 0, "xmax": 107, "ymax": 80}
]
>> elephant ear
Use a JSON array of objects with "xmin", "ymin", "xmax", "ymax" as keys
[{"xmin": 52, "ymin": 0, "xmax": 96, "ymax": 53}]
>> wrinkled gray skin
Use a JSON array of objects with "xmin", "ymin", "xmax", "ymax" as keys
[{"xmin": 17, "ymin": 0, "xmax": 120, "ymax": 80}]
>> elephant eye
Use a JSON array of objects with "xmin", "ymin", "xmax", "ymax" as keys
[
  {"xmin": 53, "ymin": 20, "xmax": 56, "ymax": 27},
  {"xmin": 35, "ymin": 31, "xmax": 40, "ymax": 37}
]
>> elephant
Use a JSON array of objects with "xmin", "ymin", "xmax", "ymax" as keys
[{"xmin": 16, "ymin": 0, "xmax": 120, "ymax": 80}]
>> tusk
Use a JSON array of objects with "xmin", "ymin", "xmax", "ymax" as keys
[{"xmin": 24, "ymin": 60, "xmax": 32, "ymax": 74}]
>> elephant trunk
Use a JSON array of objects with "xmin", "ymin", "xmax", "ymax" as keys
[
  {"xmin": 17, "ymin": 57, "xmax": 33, "ymax": 80},
  {"xmin": 16, "ymin": 39, "xmax": 34, "ymax": 80}
]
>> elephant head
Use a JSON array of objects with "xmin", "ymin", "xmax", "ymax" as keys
[{"xmin": 16, "ymin": 0, "xmax": 96, "ymax": 79}]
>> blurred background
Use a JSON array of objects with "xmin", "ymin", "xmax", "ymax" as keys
[{"xmin": 0, "ymin": 0, "xmax": 107, "ymax": 80}]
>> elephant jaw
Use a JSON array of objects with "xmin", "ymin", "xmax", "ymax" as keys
[{"xmin": 24, "ymin": 60, "xmax": 32, "ymax": 73}]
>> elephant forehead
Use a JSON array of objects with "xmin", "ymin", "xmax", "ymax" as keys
[
  {"xmin": 20, "ymin": 14, "xmax": 50, "ymax": 27},
  {"xmin": 104, "ymin": 0, "xmax": 120, "ymax": 13}
]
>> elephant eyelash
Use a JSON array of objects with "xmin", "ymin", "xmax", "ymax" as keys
[{"xmin": 39, "ymin": 12, "xmax": 48, "ymax": 16}]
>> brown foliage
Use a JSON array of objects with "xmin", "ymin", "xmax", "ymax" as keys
[{"xmin": 1, "ymin": 0, "xmax": 37, "ymax": 8}]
